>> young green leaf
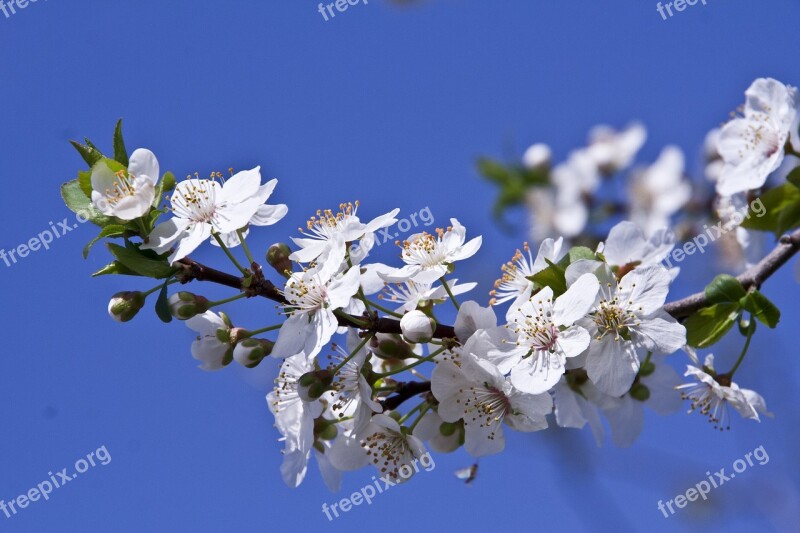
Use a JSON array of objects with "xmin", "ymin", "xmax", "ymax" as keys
[
  {"xmin": 787, "ymin": 167, "xmax": 800, "ymax": 190},
  {"xmin": 155, "ymin": 279, "xmax": 173, "ymax": 323},
  {"xmin": 91, "ymin": 261, "xmax": 142, "ymax": 277},
  {"xmin": 107, "ymin": 243, "xmax": 176, "ymax": 279},
  {"xmin": 70, "ymin": 140, "xmax": 104, "ymax": 167},
  {"xmin": 740, "ymin": 183, "xmax": 800, "ymax": 236},
  {"xmin": 113, "ymin": 119, "xmax": 129, "ymax": 166},
  {"xmin": 83, "ymin": 225, "xmax": 127, "ymax": 259},
  {"xmin": 530, "ymin": 259, "xmax": 568, "ymax": 297},
  {"xmin": 61, "ymin": 179, "xmax": 114, "ymax": 227},
  {"xmin": 152, "ymin": 171, "xmax": 176, "ymax": 208},
  {"xmin": 685, "ymin": 302, "xmax": 740, "ymax": 348},
  {"xmin": 704, "ymin": 274, "xmax": 747, "ymax": 304},
  {"xmin": 740, "ymin": 291, "xmax": 780, "ymax": 328}
]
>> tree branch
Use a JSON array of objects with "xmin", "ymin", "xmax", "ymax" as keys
[
  {"xmin": 175, "ymin": 257, "xmax": 457, "ymax": 337},
  {"xmin": 175, "ymin": 228, "xmax": 800, "ymax": 411},
  {"xmin": 379, "ymin": 381, "xmax": 432, "ymax": 411},
  {"xmin": 663, "ymin": 228, "xmax": 800, "ymax": 319}
]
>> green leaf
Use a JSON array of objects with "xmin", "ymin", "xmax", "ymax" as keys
[
  {"xmin": 60, "ymin": 179, "xmax": 114, "ymax": 227},
  {"xmin": 740, "ymin": 291, "xmax": 780, "ymax": 328},
  {"xmin": 91, "ymin": 261, "xmax": 142, "ymax": 277},
  {"xmin": 530, "ymin": 259, "xmax": 568, "ymax": 296},
  {"xmin": 152, "ymin": 171, "xmax": 176, "ymax": 208},
  {"xmin": 70, "ymin": 140, "xmax": 104, "ymax": 167},
  {"xmin": 82, "ymin": 225, "xmax": 127, "ymax": 259},
  {"xmin": 559, "ymin": 246, "xmax": 597, "ymax": 267},
  {"xmin": 155, "ymin": 279, "xmax": 173, "ymax": 323},
  {"xmin": 477, "ymin": 158, "xmax": 511, "ymax": 185},
  {"xmin": 107, "ymin": 243, "xmax": 176, "ymax": 279},
  {"xmin": 78, "ymin": 170, "xmax": 93, "ymax": 197},
  {"xmin": 685, "ymin": 303, "xmax": 741, "ymax": 348},
  {"xmin": 113, "ymin": 119, "xmax": 129, "ymax": 166},
  {"xmin": 740, "ymin": 183, "xmax": 800, "ymax": 236},
  {"xmin": 787, "ymin": 167, "xmax": 800, "ymax": 190},
  {"xmin": 704, "ymin": 274, "xmax": 747, "ymax": 304}
]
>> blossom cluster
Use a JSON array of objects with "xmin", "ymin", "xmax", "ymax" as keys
[{"xmin": 59, "ymin": 76, "xmax": 798, "ymax": 493}]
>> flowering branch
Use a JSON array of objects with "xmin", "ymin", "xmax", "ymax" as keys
[{"xmin": 62, "ymin": 77, "xmax": 800, "ymax": 491}]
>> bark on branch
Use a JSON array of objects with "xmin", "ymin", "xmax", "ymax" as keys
[
  {"xmin": 663, "ymin": 228, "xmax": 800, "ymax": 319},
  {"xmin": 175, "ymin": 227, "xmax": 800, "ymax": 410}
]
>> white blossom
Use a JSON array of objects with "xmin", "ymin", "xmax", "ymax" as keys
[
  {"xmin": 91, "ymin": 149, "xmax": 159, "ymax": 220},
  {"xmin": 717, "ymin": 77, "xmax": 799, "ymax": 195}
]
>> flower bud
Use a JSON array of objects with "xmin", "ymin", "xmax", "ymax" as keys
[
  {"xmin": 267, "ymin": 243, "xmax": 293, "ymax": 277},
  {"xmin": 315, "ymin": 418, "xmax": 339, "ymax": 441},
  {"xmin": 233, "ymin": 338, "xmax": 274, "ymax": 368},
  {"xmin": 168, "ymin": 292, "xmax": 211, "ymax": 320},
  {"xmin": 522, "ymin": 143, "xmax": 552, "ymax": 171},
  {"xmin": 297, "ymin": 369, "xmax": 334, "ymax": 401},
  {"xmin": 638, "ymin": 361, "xmax": 656, "ymax": 377},
  {"xmin": 400, "ymin": 310, "xmax": 436, "ymax": 344},
  {"xmin": 108, "ymin": 291, "xmax": 145, "ymax": 322},
  {"xmin": 630, "ymin": 382, "xmax": 650, "ymax": 402},
  {"xmin": 371, "ymin": 334, "xmax": 417, "ymax": 360}
]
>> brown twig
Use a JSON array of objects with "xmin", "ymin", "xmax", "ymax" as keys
[
  {"xmin": 663, "ymin": 228, "xmax": 800, "ymax": 319},
  {"xmin": 175, "ymin": 228, "xmax": 800, "ymax": 410}
]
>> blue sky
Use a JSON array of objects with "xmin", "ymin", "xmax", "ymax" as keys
[{"xmin": 1, "ymin": 0, "xmax": 799, "ymax": 531}]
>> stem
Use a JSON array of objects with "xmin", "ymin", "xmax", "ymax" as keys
[
  {"xmin": 142, "ymin": 278, "xmax": 178, "ymax": 297},
  {"xmin": 407, "ymin": 403, "xmax": 431, "ymax": 433},
  {"xmin": 642, "ymin": 351, "xmax": 652, "ymax": 367},
  {"xmin": 136, "ymin": 218, "xmax": 150, "ymax": 240},
  {"xmin": 347, "ymin": 253, "xmax": 372, "ymax": 313},
  {"xmin": 248, "ymin": 324, "xmax": 283, "ymax": 336},
  {"xmin": 208, "ymin": 292, "xmax": 248, "ymax": 307},
  {"xmin": 785, "ymin": 139, "xmax": 800, "ymax": 159},
  {"xmin": 729, "ymin": 315, "xmax": 756, "ymax": 377},
  {"xmin": 440, "ymin": 276, "xmax": 460, "ymax": 310},
  {"xmin": 237, "ymin": 229, "xmax": 256, "ymax": 266},
  {"xmin": 375, "ymin": 347, "xmax": 445, "ymax": 378},
  {"xmin": 332, "ymin": 333, "xmax": 375, "ymax": 374},
  {"xmin": 211, "ymin": 232, "xmax": 248, "ymax": 275},
  {"xmin": 333, "ymin": 309, "xmax": 371, "ymax": 329},
  {"xmin": 368, "ymin": 299, "xmax": 404, "ymax": 318},
  {"xmin": 397, "ymin": 401, "xmax": 426, "ymax": 425}
]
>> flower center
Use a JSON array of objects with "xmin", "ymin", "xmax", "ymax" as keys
[
  {"xmin": 171, "ymin": 177, "xmax": 222, "ymax": 224},
  {"xmin": 593, "ymin": 292, "xmax": 638, "ymax": 341},
  {"xmin": 460, "ymin": 385, "xmax": 511, "ymax": 441},
  {"xmin": 270, "ymin": 368, "xmax": 301, "ymax": 414},
  {"xmin": 301, "ymin": 201, "xmax": 359, "ymax": 240},
  {"xmin": 490, "ymin": 243, "xmax": 534, "ymax": 305},
  {"xmin": 399, "ymin": 228, "xmax": 447, "ymax": 268},
  {"xmin": 362, "ymin": 431, "xmax": 415, "ymax": 480},
  {"xmin": 678, "ymin": 382, "xmax": 731, "ymax": 431},
  {"xmin": 284, "ymin": 276, "xmax": 327, "ymax": 313},
  {"xmin": 103, "ymin": 170, "xmax": 138, "ymax": 206}
]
